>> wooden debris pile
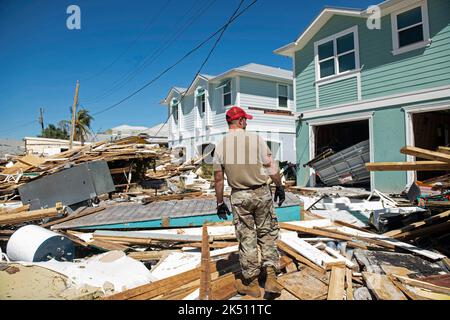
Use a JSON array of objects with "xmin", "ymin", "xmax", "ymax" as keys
[{"xmin": 0, "ymin": 136, "xmax": 172, "ymax": 199}]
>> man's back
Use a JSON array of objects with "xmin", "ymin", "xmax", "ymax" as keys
[{"xmin": 213, "ymin": 129, "xmax": 271, "ymax": 190}]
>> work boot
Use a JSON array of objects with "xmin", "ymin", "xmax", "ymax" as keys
[
  {"xmin": 264, "ymin": 266, "xmax": 283, "ymax": 294},
  {"xmin": 235, "ymin": 276, "xmax": 261, "ymax": 298}
]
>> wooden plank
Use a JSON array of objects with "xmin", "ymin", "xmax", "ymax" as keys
[
  {"xmin": 280, "ymin": 233, "xmax": 345, "ymax": 270},
  {"xmin": 346, "ymin": 268, "xmax": 353, "ymax": 300},
  {"xmin": 323, "ymin": 246, "xmax": 357, "ymax": 270},
  {"xmin": 380, "ymin": 265, "xmax": 415, "ymax": 277},
  {"xmin": 1, "ymin": 204, "xmax": 30, "ymax": 214},
  {"xmin": 199, "ymin": 224, "xmax": 211, "ymax": 300},
  {"xmin": 0, "ymin": 203, "xmax": 62, "ymax": 226},
  {"xmin": 278, "ymin": 270, "xmax": 328, "ymax": 300},
  {"xmin": 277, "ymin": 241, "xmax": 326, "ymax": 274},
  {"xmin": 327, "ymin": 266, "xmax": 346, "ymax": 300},
  {"xmin": 127, "ymin": 250, "xmax": 180, "ymax": 261},
  {"xmin": 400, "ymin": 146, "xmax": 450, "ymax": 164},
  {"xmin": 93, "ymin": 230, "xmax": 209, "ymax": 243},
  {"xmin": 365, "ymin": 161, "xmax": 450, "ymax": 171},
  {"xmin": 383, "ymin": 210, "xmax": 450, "ymax": 238},
  {"xmin": 417, "ymin": 274, "xmax": 450, "ymax": 288},
  {"xmin": 334, "ymin": 226, "xmax": 446, "ymax": 261},
  {"xmin": 362, "ymin": 272, "xmax": 407, "ymax": 300},
  {"xmin": 391, "ymin": 274, "xmax": 450, "ymax": 295},
  {"xmin": 389, "ymin": 220, "xmax": 450, "ymax": 241},
  {"xmin": 437, "ymin": 146, "xmax": 450, "ymax": 155},
  {"xmin": 279, "ymin": 222, "xmax": 368, "ymax": 249}
]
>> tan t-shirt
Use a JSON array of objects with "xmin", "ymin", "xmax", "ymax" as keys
[{"xmin": 213, "ymin": 129, "xmax": 274, "ymax": 190}]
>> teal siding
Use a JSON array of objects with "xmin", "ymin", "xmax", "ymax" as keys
[
  {"xmin": 361, "ymin": 0, "xmax": 450, "ymax": 99},
  {"xmin": 294, "ymin": 0, "xmax": 450, "ymax": 111},
  {"xmin": 318, "ymin": 76, "xmax": 358, "ymax": 107}
]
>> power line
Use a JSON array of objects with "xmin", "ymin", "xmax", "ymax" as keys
[
  {"xmin": 81, "ymin": 0, "xmax": 173, "ymax": 82},
  {"xmin": 149, "ymin": 0, "xmax": 248, "ymax": 142},
  {"xmin": 92, "ymin": 0, "xmax": 258, "ymax": 117},
  {"xmin": 82, "ymin": 0, "xmax": 216, "ymax": 105}
]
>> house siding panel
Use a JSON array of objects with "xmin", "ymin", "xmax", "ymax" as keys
[
  {"xmin": 318, "ymin": 76, "xmax": 358, "ymax": 107},
  {"xmin": 294, "ymin": 0, "xmax": 450, "ymax": 110}
]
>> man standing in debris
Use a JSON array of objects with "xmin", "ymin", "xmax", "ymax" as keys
[{"xmin": 212, "ymin": 106, "xmax": 285, "ymax": 298}]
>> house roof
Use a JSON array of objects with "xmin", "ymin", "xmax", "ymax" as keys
[
  {"xmin": 274, "ymin": 0, "xmax": 418, "ymax": 57},
  {"xmin": 217, "ymin": 63, "xmax": 293, "ymax": 81},
  {"xmin": 142, "ymin": 122, "xmax": 169, "ymax": 138},
  {"xmin": 111, "ymin": 125, "xmax": 149, "ymax": 133},
  {"xmin": 162, "ymin": 63, "xmax": 292, "ymax": 104}
]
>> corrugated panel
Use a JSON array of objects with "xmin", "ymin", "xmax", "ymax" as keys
[{"xmin": 318, "ymin": 76, "xmax": 358, "ymax": 108}]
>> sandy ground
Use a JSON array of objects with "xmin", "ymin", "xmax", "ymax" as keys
[{"xmin": 0, "ymin": 263, "xmax": 103, "ymax": 300}]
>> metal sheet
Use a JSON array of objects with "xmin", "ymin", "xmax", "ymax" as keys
[{"xmin": 19, "ymin": 161, "xmax": 115, "ymax": 210}]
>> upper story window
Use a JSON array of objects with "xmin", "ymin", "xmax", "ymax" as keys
[
  {"xmin": 223, "ymin": 81, "xmax": 231, "ymax": 107},
  {"xmin": 195, "ymin": 87, "xmax": 206, "ymax": 114},
  {"xmin": 391, "ymin": 1, "xmax": 430, "ymax": 55},
  {"xmin": 170, "ymin": 98, "xmax": 179, "ymax": 122},
  {"xmin": 278, "ymin": 84, "xmax": 288, "ymax": 108},
  {"xmin": 314, "ymin": 26, "xmax": 360, "ymax": 81}
]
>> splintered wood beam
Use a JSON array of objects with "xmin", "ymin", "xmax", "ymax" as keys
[
  {"xmin": 346, "ymin": 268, "xmax": 353, "ymax": 300},
  {"xmin": 0, "ymin": 203, "xmax": 63, "ymax": 226},
  {"xmin": 199, "ymin": 224, "xmax": 211, "ymax": 300},
  {"xmin": 400, "ymin": 146, "xmax": 450, "ymax": 164},
  {"xmin": 438, "ymin": 146, "xmax": 450, "ymax": 155},
  {"xmin": 327, "ymin": 266, "xmax": 346, "ymax": 300},
  {"xmin": 365, "ymin": 161, "xmax": 450, "ymax": 171}
]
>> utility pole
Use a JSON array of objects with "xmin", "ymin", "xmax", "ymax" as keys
[
  {"xmin": 69, "ymin": 80, "xmax": 80, "ymax": 150},
  {"xmin": 38, "ymin": 107, "xmax": 44, "ymax": 132}
]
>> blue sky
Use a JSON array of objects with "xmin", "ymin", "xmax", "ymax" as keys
[{"xmin": 0, "ymin": 0, "xmax": 376, "ymax": 139}]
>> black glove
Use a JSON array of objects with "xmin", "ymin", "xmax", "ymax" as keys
[
  {"xmin": 217, "ymin": 202, "xmax": 231, "ymax": 220},
  {"xmin": 274, "ymin": 186, "xmax": 285, "ymax": 207}
]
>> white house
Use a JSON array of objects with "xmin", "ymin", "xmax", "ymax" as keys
[{"xmin": 161, "ymin": 63, "xmax": 296, "ymax": 163}]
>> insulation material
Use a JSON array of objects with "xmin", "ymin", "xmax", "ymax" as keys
[
  {"xmin": 21, "ymin": 250, "xmax": 157, "ymax": 293},
  {"xmin": 7, "ymin": 225, "xmax": 74, "ymax": 262}
]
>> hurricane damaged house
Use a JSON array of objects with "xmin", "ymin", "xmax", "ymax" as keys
[
  {"xmin": 161, "ymin": 63, "xmax": 296, "ymax": 163},
  {"xmin": 275, "ymin": 0, "xmax": 450, "ymax": 193}
]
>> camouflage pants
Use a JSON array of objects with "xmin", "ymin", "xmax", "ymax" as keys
[{"xmin": 230, "ymin": 185, "xmax": 280, "ymax": 279}]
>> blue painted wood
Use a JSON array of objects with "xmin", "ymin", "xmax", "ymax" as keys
[{"xmin": 76, "ymin": 204, "xmax": 302, "ymax": 230}]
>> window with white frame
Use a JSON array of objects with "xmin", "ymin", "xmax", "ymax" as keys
[
  {"xmin": 315, "ymin": 27, "xmax": 359, "ymax": 80},
  {"xmin": 223, "ymin": 81, "xmax": 231, "ymax": 107},
  {"xmin": 195, "ymin": 87, "xmax": 206, "ymax": 114},
  {"xmin": 391, "ymin": 1, "xmax": 430, "ymax": 54},
  {"xmin": 278, "ymin": 84, "xmax": 288, "ymax": 108},
  {"xmin": 170, "ymin": 98, "xmax": 179, "ymax": 122}
]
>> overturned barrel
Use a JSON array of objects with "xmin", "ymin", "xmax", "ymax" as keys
[{"xmin": 6, "ymin": 225, "xmax": 74, "ymax": 262}]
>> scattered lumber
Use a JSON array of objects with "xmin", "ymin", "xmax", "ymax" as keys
[
  {"xmin": 346, "ymin": 268, "xmax": 353, "ymax": 300},
  {"xmin": 365, "ymin": 161, "xmax": 450, "ymax": 171},
  {"xmin": 0, "ymin": 203, "xmax": 63, "ymax": 226},
  {"xmin": 437, "ymin": 146, "xmax": 450, "ymax": 155},
  {"xmin": 363, "ymin": 272, "xmax": 407, "ymax": 300},
  {"xmin": 92, "ymin": 230, "xmax": 212, "ymax": 244},
  {"xmin": 44, "ymin": 206, "xmax": 105, "ymax": 229},
  {"xmin": 279, "ymin": 233, "xmax": 345, "ymax": 270},
  {"xmin": 400, "ymin": 146, "xmax": 450, "ymax": 164},
  {"xmin": 382, "ymin": 209, "xmax": 450, "ymax": 238}
]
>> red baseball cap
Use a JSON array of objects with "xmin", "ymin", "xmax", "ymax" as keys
[{"xmin": 226, "ymin": 106, "xmax": 253, "ymax": 123}]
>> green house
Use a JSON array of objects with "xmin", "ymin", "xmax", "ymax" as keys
[{"xmin": 275, "ymin": 0, "xmax": 450, "ymax": 193}]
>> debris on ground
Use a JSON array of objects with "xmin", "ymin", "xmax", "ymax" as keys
[{"xmin": 0, "ymin": 138, "xmax": 449, "ymax": 300}]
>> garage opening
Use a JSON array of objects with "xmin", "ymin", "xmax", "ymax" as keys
[
  {"xmin": 412, "ymin": 109, "xmax": 450, "ymax": 182},
  {"xmin": 312, "ymin": 119, "xmax": 371, "ymax": 188}
]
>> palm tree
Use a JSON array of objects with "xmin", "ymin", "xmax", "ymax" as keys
[{"xmin": 62, "ymin": 108, "xmax": 94, "ymax": 145}]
